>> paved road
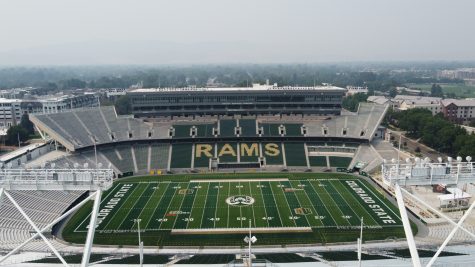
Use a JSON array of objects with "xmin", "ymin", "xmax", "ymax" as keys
[{"xmin": 387, "ymin": 129, "xmax": 448, "ymax": 162}]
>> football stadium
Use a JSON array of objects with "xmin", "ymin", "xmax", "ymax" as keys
[{"xmin": 2, "ymin": 84, "xmax": 475, "ymax": 266}]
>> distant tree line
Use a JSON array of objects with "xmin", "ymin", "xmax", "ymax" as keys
[
  {"xmin": 390, "ymin": 109, "xmax": 475, "ymax": 158},
  {"xmin": 1, "ymin": 64, "xmax": 464, "ymax": 93}
]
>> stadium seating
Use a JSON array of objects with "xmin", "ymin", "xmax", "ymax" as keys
[
  {"xmin": 150, "ymin": 143, "xmax": 170, "ymax": 170},
  {"xmin": 328, "ymin": 156, "xmax": 352, "ymax": 168},
  {"xmin": 284, "ymin": 142, "xmax": 308, "ymax": 167},
  {"xmin": 217, "ymin": 142, "xmax": 238, "ymax": 162},
  {"xmin": 260, "ymin": 123, "xmax": 281, "ymax": 136},
  {"xmin": 133, "ymin": 144, "xmax": 149, "ymax": 171},
  {"xmin": 239, "ymin": 119, "xmax": 257, "ymax": 136},
  {"xmin": 264, "ymin": 142, "xmax": 284, "ymax": 165},
  {"xmin": 309, "ymin": 156, "xmax": 328, "ymax": 167},
  {"xmin": 170, "ymin": 143, "xmax": 193, "ymax": 168},
  {"xmin": 284, "ymin": 123, "xmax": 303, "ymax": 136},
  {"xmin": 0, "ymin": 191, "xmax": 83, "ymax": 250},
  {"xmin": 219, "ymin": 119, "xmax": 236, "ymax": 137}
]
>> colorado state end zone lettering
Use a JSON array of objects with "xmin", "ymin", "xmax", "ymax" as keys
[{"xmin": 346, "ymin": 180, "xmax": 397, "ymax": 224}]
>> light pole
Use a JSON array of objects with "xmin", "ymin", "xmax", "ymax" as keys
[
  {"xmin": 133, "ymin": 219, "xmax": 143, "ymax": 267},
  {"xmin": 243, "ymin": 219, "xmax": 256, "ymax": 267},
  {"xmin": 358, "ymin": 217, "xmax": 363, "ymax": 267}
]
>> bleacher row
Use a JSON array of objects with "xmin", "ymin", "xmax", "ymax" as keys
[
  {"xmin": 48, "ymin": 143, "xmax": 170, "ymax": 174},
  {"xmin": 45, "ymin": 142, "xmax": 357, "ymax": 174},
  {"xmin": 169, "ymin": 142, "xmax": 355, "ymax": 170},
  {"xmin": 31, "ymin": 103, "xmax": 387, "ymax": 151},
  {"xmin": 0, "ymin": 191, "xmax": 83, "ymax": 250}
]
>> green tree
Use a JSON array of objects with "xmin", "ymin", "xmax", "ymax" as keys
[
  {"xmin": 389, "ymin": 87, "xmax": 398, "ymax": 98},
  {"xmin": 342, "ymin": 93, "xmax": 368, "ymax": 112},
  {"xmin": 20, "ymin": 113, "xmax": 35, "ymax": 135},
  {"xmin": 6, "ymin": 126, "xmax": 29, "ymax": 146},
  {"xmin": 114, "ymin": 95, "xmax": 131, "ymax": 115},
  {"xmin": 430, "ymin": 84, "xmax": 443, "ymax": 97}
]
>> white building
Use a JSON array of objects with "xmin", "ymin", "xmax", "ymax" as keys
[
  {"xmin": 346, "ymin": 86, "xmax": 368, "ymax": 95},
  {"xmin": 394, "ymin": 95, "xmax": 443, "ymax": 115},
  {"xmin": 441, "ymin": 98, "xmax": 475, "ymax": 124},
  {"xmin": 0, "ymin": 98, "xmax": 22, "ymax": 129}
]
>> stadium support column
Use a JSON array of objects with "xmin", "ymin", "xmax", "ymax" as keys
[
  {"xmin": 0, "ymin": 191, "xmax": 99, "ymax": 265},
  {"xmin": 81, "ymin": 190, "xmax": 102, "ymax": 267},
  {"xmin": 3, "ymin": 190, "xmax": 69, "ymax": 267},
  {"xmin": 394, "ymin": 184, "xmax": 421, "ymax": 267},
  {"xmin": 426, "ymin": 198, "xmax": 475, "ymax": 267},
  {"xmin": 0, "ymin": 188, "xmax": 3, "ymax": 207},
  {"xmin": 167, "ymin": 145, "xmax": 172, "ymax": 172},
  {"xmin": 304, "ymin": 142, "xmax": 310, "ymax": 169},
  {"xmin": 191, "ymin": 144, "xmax": 195, "ymax": 169},
  {"xmin": 281, "ymin": 142, "xmax": 287, "ymax": 168}
]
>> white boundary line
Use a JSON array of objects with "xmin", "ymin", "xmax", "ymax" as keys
[
  {"xmin": 116, "ymin": 183, "xmax": 151, "ymax": 230},
  {"xmin": 283, "ymin": 181, "xmax": 311, "ymax": 226},
  {"xmin": 74, "ymin": 183, "xmax": 120, "ymax": 233},
  {"xmin": 171, "ymin": 182, "xmax": 193, "ymax": 229},
  {"xmin": 185, "ymin": 182, "xmax": 202, "ymax": 229},
  {"xmin": 131, "ymin": 182, "xmax": 160, "ymax": 229},
  {"xmin": 334, "ymin": 180, "xmax": 381, "ymax": 226},
  {"xmin": 99, "ymin": 183, "xmax": 142, "ymax": 231},
  {"xmin": 257, "ymin": 182, "xmax": 271, "ymax": 228},
  {"xmin": 268, "ymin": 181, "xmax": 289, "ymax": 227},
  {"xmin": 199, "ymin": 181, "xmax": 212, "ymax": 228},
  {"xmin": 290, "ymin": 180, "xmax": 324, "ymax": 226},
  {"xmin": 307, "ymin": 180, "xmax": 340, "ymax": 226},
  {"xmin": 358, "ymin": 179, "xmax": 403, "ymax": 222},
  {"xmin": 143, "ymin": 182, "xmax": 172, "ymax": 229},
  {"xmin": 319, "ymin": 180, "xmax": 352, "ymax": 225}
]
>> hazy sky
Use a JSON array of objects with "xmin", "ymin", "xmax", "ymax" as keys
[{"xmin": 1, "ymin": 0, "xmax": 474, "ymax": 65}]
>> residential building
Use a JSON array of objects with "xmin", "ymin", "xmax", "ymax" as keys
[{"xmin": 441, "ymin": 99, "xmax": 475, "ymax": 124}]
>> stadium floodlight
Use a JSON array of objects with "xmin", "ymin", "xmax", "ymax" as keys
[
  {"xmin": 381, "ymin": 156, "xmax": 475, "ymax": 186},
  {"xmin": 0, "ymin": 168, "xmax": 114, "ymax": 267}
]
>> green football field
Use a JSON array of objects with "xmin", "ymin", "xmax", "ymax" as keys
[{"xmin": 72, "ymin": 178, "xmax": 402, "ymax": 234}]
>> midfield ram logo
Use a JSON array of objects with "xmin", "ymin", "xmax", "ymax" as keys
[{"xmin": 226, "ymin": 195, "xmax": 255, "ymax": 206}]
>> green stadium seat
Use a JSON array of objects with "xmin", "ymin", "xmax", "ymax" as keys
[
  {"xmin": 284, "ymin": 142, "xmax": 307, "ymax": 167},
  {"xmin": 329, "ymin": 156, "xmax": 352, "ymax": 168},
  {"xmin": 170, "ymin": 143, "xmax": 193, "ymax": 168},
  {"xmin": 309, "ymin": 156, "xmax": 327, "ymax": 167}
]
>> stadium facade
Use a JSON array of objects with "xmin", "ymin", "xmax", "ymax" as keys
[
  {"xmin": 29, "ymin": 93, "xmax": 388, "ymax": 176},
  {"xmin": 127, "ymin": 83, "xmax": 346, "ymax": 117}
]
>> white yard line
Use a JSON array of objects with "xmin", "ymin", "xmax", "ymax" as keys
[
  {"xmin": 155, "ymin": 182, "xmax": 182, "ymax": 230},
  {"xmin": 133, "ymin": 182, "xmax": 160, "ymax": 229},
  {"xmin": 357, "ymin": 180, "xmax": 403, "ymax": 222},
  {"xmin": 143, "ymin": 182, "xmax": 171, "ymax": 229},
  {"xmin": 185, "ymin": 182, "xmax": 201, "ymax": 229},
  {"xmin": 212, "ymin": 182, "xmax": 220, "ymax": 228},
  {"xmin": 307, "ymin": 181, "xmax": 340, "ymax": 226},
  {"xmin": 257, "ymin": 182, "xmax": 270, "ymax": 228},
  {"xmin": 171, "ymin": 183, "xmax": 193, "ymax": 230},
  {"xmin": 117, "ymin": 183, "xmax": 151, "ymax": 231},
  {"xmin": 201, "ymin": 181, "xmax": 212, "ymax": 229},
  {"xmin": 327, "ymin": 181, "xmax": 366, "ymax": 225},
  {"xmin": 100, "ymin": 183, "xmax": 144, "ymax": 231},
  {"xmin": 268, "ymin": 181, "xmax": 286, "ymax": 227},
  {"xmin": 319, "ymin": 181, "xmax": 352, "ymax": 225},
  {"xmin": 292, "ymin": 180, "xmax": 324, "ymax": 226},
  {"xmin": 335, "ymin": 180, "xmax": 380, "ymax": 226},
  {"xmin": 74, "ymin": 183, "xmax": 120, "ymax": 233},
  {"xmin": 285, "ymin": 181, "xmax": 311, "ymax": 226},
  {"xmin": 277, "ymin": 181, "xmax": 299, "ymax": 227}
]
